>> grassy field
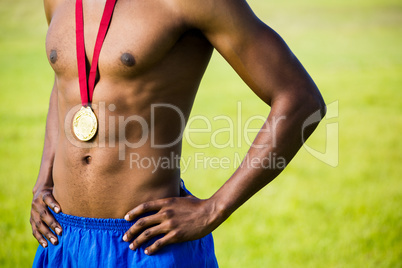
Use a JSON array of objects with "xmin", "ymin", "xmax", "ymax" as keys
[{"xmin": 0, "ymin": 0, "xmax": 401, "ymax": 267}]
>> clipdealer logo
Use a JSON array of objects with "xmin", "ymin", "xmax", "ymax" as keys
[
  {"xmin": 64, "ymin": 101, "xmax": 338, "ymax": 169},
  {"xmin": 302, "ymin": 101, "xmax": 339, "ymax": 167}
]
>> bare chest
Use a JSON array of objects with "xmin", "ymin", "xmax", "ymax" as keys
[{"xmin": 46, "ymin": 0, "xmax": 187, "ymax": 78}]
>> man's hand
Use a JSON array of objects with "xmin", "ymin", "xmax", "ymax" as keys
[
  {"xmin": 30, "ymin": 186, "xmax": 62, "ymax": 248},
  {"xmin": 123, "ymin": 196, "xmax": 222, "ymax": 255}
]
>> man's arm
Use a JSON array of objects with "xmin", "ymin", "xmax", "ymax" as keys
[
  {"xmin": 185, "ymin": 0, "xmax": 327, "ymax": 218},
  {"xmin": 30, "ymin": 78, "xmax": 62, "ymax": 248},
  {"xmin": 30, "ymin": 0, "xmax": 65, "ymax": 248},
  {"xmin": 123, "ymin": 0, "xmax": 325, "ymax": 254}
]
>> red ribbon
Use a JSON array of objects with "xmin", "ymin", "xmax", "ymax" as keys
[{"xmin": 75, "ymin": 0, "xmax": 117, "ymax": 106}]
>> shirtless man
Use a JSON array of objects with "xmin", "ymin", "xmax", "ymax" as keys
[{"xmin": 30, "ymin": 0, "xmax": 326, "ymax": 266}]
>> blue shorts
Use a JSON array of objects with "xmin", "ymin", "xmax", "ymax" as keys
[{"xmin": 33, "ymin": 182, "xmax": 219, "ymax": 267}]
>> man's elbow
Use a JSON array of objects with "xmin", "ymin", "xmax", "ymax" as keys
[
  {"xmin": 273, "ymin": 85, "xmax": 326, "ymax": 123},
  {"xmin": 296, "ymin": 89, "xmax": 326, "ymax": 138},
  {"xmin": 306, "ymin": 90, "xmax": 326, "ymax": 120}
]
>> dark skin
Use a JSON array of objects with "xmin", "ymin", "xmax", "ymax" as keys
[{"xmin": 31, "ymin": 0, "xmax": 325, "ymax": 255}]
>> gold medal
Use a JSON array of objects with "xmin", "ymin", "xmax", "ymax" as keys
[
  {"xmin": 74, "ymin": 0, "xmax": 115, "ymax": 141},
  {"xmin": 72, "ymin": 106, "xmax": 98, "ymax": 141}
]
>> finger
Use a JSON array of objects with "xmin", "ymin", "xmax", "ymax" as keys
[
  {"xmin": 42, "ymin": 192, "xmax": 61, "ymax": 213},
  {"xmin": 144, "ymin": 231, "xmax": 176, "ymax": 255},
  {"xmin": 30, "ymin": 217, "xmax": 48, "ymax": 248},
  {"xmin": 129, "ymin": 225, "xmax": 165, "ymax": 251},
  {"xmin": 38, "ymin": 206, "xmax": 63, "ymax": 236},
  {"xmin": 123, "ymin": 213, "xmax": 163, "ymax": 242},
  {"xmin": 125, "ymin": 199, "xmax": 173, "ymax": 221},
  {"xmin": 32, "ymin": 213, "xmax": 59, "ymax": 246}
]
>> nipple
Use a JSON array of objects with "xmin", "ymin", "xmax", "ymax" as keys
[
  {"xmin": 49, "ymin": 50, "xmax": 58, "ymax": 64},
  {"xmin": 120, "ymin": 53, "xmax": 135, "ymax": 67}
]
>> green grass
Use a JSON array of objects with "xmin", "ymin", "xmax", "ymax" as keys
[{"xmin": 0, "ymin": 0, "xmax": 401, "ymax": 267}]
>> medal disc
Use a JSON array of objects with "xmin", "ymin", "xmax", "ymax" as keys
[{"xmin": 73, "ymin": 106, "xmax": 98, "ymax": 141}]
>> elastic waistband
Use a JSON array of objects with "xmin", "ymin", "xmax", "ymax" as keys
[
  {"xmin": 51, "ymin": 179, "xmax": 188, "ymax": 231},
  {"xmin": 51, "ymin": 210, "xmax": 134, "ymax": 231}
]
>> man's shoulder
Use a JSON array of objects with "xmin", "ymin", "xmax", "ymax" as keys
[{"xmin": 161, "ymin": 0, "xmax": 231, "ymax": 29}]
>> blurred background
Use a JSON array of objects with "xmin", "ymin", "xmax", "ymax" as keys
[{"xmin": 0, "ymin": 0, "xmax": 401, "ymax": 266}]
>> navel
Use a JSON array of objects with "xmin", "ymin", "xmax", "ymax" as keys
[
  {"xmin": 49, "ymin": 49, "xmax": 58, "ymax": 64},
  {"xmin": 84, "ymin": 155, "xmax": 92, "ymax": 165},
  {"xmin": 120, "ymin": 53, "xmax": 135, "ymax": 67}
]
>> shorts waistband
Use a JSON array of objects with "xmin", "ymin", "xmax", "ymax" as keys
[
  {"xmin": 51, "ymin": 179, "xmax": 188, "ymax": 231},
  {"xmin": 51, "ymin": 210, "xmax": 133, "ymax": 231}
]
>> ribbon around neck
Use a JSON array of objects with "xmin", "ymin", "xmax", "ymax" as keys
[{"xmin": 75, "ymin": 0, "xmax": 117, "ymax": 106}]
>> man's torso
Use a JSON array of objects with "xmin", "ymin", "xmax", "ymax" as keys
[{"xmin": 47, "ymin": 0, "xmax": 213, "ymax": 218}]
